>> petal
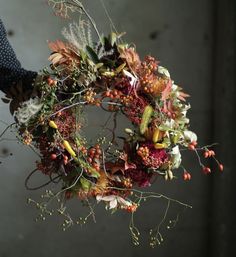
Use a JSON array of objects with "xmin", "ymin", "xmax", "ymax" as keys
[{"xmin": 109, "ymin": 199, "xmax": 118, "ymax": 209}]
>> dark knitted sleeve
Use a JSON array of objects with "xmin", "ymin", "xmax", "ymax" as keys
[{"xmin": 0, "ymin": 18, "xmax": 37, "ymax": 93}]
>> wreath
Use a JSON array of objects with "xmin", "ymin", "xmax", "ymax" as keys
[{"xmin": 2, "ymin": 0, "xmax": 223, "ymax": 247}]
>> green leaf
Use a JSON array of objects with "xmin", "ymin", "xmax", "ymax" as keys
[
  {"xmin": 79, "ymin": 49, "xmax": 87, "ymax": 61},
  {"xmin": 80, "ymin": 178, "xmax": 91, "ymax": 192},
  {"xmin": 109, "ymin": 32, "xmax": 117, "ymax": 46},
  {"xmin": 159, "ymin": 125, "xmax": 171, "ymax": 131},
  {"xmin": 90, "ymin": 170, "xmax": 100, "ymax": 178},
  {"xmin": 95, "ymin": 63, "xmax": 104, "ymax": 69},
  {"xmin": 86, "ymin": 46, "xmax": 100, "ymax": 64},
  {"xmin": 77, "ymin": 159, "xmax": 100, "ymax": 178}
]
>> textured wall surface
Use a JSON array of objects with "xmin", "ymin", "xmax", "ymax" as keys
[{"xmin": 0, "ymin": 1, "xmax": 216, "ymax": 257}]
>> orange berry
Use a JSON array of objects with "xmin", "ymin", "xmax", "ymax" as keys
[
  {"xmin": 210, "ymin": 150, "xmax": 215, "ymax": 157},
  {"xmin": 96, "ymin": 149, "xmax": 102, "ymax": 155},
  {"xmin": 95, "ymin": 144, "xmax": 100, "ymax": 149},
  {"xmin": 183, "ymin": 171, "xmax": 191, "ymax": 181},
  {"xmin": 105, "ymin": 91, "xmax": 110, "ymax": 97}
]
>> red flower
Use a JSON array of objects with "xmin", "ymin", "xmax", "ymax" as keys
[
  {"xmin": 126, "ymin": 168, "xmax": 152, "ymax": 187},
  {"xmin": 139, "ymin": 142, "xmax": 169, "ymax": 169}
]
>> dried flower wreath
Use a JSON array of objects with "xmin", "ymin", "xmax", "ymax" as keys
[{"xmin": 0, "ymin": 0, "xmax": 223, "ymax": 247}]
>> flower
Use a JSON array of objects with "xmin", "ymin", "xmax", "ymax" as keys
[
  {"xmin": 183, "ymin": 131, "xmax": 198, "ymax": 143},
  {"xmin": 139, "ymin": 143, "xmax": 169, "ymax": 169},
  {"xmin": 158, "ymin": 66, "xmax": 171, "ymax": 78},
  {"xmin": 126, "ymin": 168, "xmax": 152, "ymax": 187},
  {"xmin": 96, "ymin": 195, "xmax": 132, "ymax": 210},
  {"xmin": 170, "ymin": 145, "xmax": 182, "ymax": 169}
]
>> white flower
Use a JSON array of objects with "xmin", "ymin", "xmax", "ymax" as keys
[
  {"xmin": 183, "ymin": 130, "xmax": 197, "ymax": 143},
  {"xmin": 123, "ymin": 69, "xmax": 138, "ymax": 87},
  {"xmin": 14, "ymin": 97, "xmax": 43, "ymax": 125},
  {"xmin": 170, "ymin": 145, "xmax": 182, "ymax": 169},
  {"xmin": 158, "ymin": 66, "xmax": 170, "ymax": 78},
  {"xmin": 96, "ymin": 195, "xmax": 132, "ymax": 210}
]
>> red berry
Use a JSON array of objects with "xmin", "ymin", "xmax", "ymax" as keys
[
  {"xmin": 105, "ymin": 91, "xmax": 110, "ymax": 97},
  {"xmin": 219, "ymin": 164, "xmax": 224, "ymax": 172},
  {"xmin": 188, "ymin": 144, "xmax": 195, "ymax": 151},
  {"xmin": 204, "ymin": 151, "xmax": 209, "ymax": 158},
  {"xmin": 96, "ymin": 149, "xmax": 102, "ymax": 155},
  {"xmin": 63, "ymin": 155, "xmax": 69, "ymax": 165},
  {"xmin": 203, "ymin": 167, "xmax": 211, "ymax": 174},
  {"xmin": 87, "ymin": 157, "xmax": 93, "ymax": 163},
  {"xmin": 89, "ymin": 148, "xmax": 96, "ymax": 155},
  {"xmin": 50, "ymin": 154, "xmax": 57, "ymax": 160},
  {"xmin": 95, "ymin": 144, "xmax": 100, "ymax": 149},
  {"xmin": 183, "ymin": 171, "xmax": 191, "ymax": 181}
]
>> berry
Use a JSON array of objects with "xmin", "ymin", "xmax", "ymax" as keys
[
  {"xmin": 219, "ymin": 164, "xmax": 224, "ymax": 172},
  {"xmin": 183, "ymin": 171, "xmax": 191, "ymax": 181},
  {"xmin": 203, "ymin": 167, "xmax": 211, "ymax": 174},
  {"xmin": 188, "ymin": 144, "xmax": 195, "ymax": 151},
  {"xmin": 204, "ymin": 151, "xmax": 209, "ymax": 158},
  {"xmin": 50, "ymin": 154, "xmax": 57, "ymax": 160}
]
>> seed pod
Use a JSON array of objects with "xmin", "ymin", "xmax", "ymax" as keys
[
  {"xmin": 168, "ymin": 170, "xmax": 174, "ymax": 180},
  {"xmin": 164, "ymin": 172, "xmax": 168, "ymax": 181},
  {"xmin": 125, "ymin": 128, "xmax": 134, "ymax": 135},
  {"xmin": 152, "ymin": 128, "xmax": 160, "ymax": 143},
  {"xmin": 140, "ymin": 105, "xmax": 154, "ymax": 135},
  {"xmin": 154, "ymin": 143, "xmax": 167, "ymax": 149},
  {"xmin": 63, "ymin": 140, "xmax": 76, "ymax": 158},
  {"xmin": 144, "ymin": 128, "xmax": 152, "ymax": 140},
  {"xmin": 49, "ymin": 120, "xmax": 58, "ymax": 129}
]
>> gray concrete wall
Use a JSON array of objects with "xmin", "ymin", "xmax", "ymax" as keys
[{"xmin": 0, "ymin": 0, "xmax": 214, "ymax": 256}]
